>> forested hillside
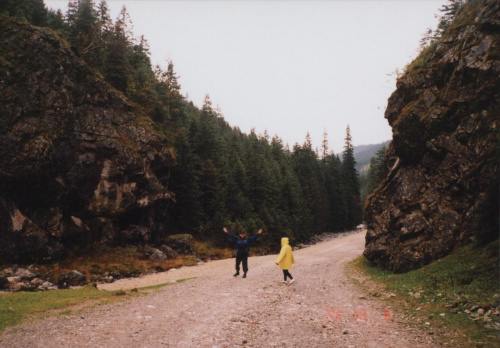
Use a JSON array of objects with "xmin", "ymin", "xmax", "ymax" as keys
[
  {"xmin": 0, "ymin": 0, "xmax": 363, "ymax": 263},
  {"xmin": 358, "ymin": 142, "xmax": 389, "ymax": 214},
  {"xmin": 353, "ymin": 141, "xmax": 390, "ymax": 173}
]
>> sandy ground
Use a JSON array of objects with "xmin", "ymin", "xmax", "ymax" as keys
[{"xmin": 0, "ymin": 230, "xmax": 438, "ymax": 347}]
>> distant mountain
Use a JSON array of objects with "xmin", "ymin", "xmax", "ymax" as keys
[{"xmin": 353, "ymin": 140, "xmax": 390, "ymax": 173}]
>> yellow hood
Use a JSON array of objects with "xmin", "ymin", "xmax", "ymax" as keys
[{"xmin": 281, "ymin": 237, "xmax": 289, "ymax": 247}]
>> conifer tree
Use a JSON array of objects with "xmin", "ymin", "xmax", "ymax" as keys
[
  {"xmin": 46, "ymin": 8, "xmax": 67, "ymax": 36},
  {"xmin": 163, "ymin": 60, "xmax": 184, "ymax": 123},
  {"xmin": 366, "ymin": 146, "xmax": 387, "ymax": 196},
  {"xmin": 4, "ymin": 0, "xmax": 376, "ymax": 248},
  {"xmin": 324, "ymin": 153, "xmax": 345, "ymax": 231},
  {"xmin": 127, "ymin": 35, "xmax": 157, "ymax": 111},
  {"xmin": 341, "ymin": 125, "xmax": 362, "ymax": 229},
  {"xmin": 96, "ymin": 0, "xmax": 112, "ymax": 31},
  {"xmin": 321, "ymin": 129, "xmax": 330, "ymax": 159},
  {"xmin": 0, "ymin": 0, "xmax": 48, "ymax": 26},
  {"xmin": 102, "ymin": 6, "xmax": 133, "ymax": 92},
  {"xmin": 291, "ymin": 136, "xmax": 322, "ymax": 239},
  {"xmin": 66, "ymin": 0, "xmax": 101, "ymax": 64},
  {"xmin": 436, "ymin": 0, "xmax": 467, "ymax": 38}
]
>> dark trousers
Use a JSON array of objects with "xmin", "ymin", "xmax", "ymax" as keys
[
  {"xmin": 283, "ymin": 270, "xmax": 293, "ymax": 281},
  {"xmin": 236, "ymin": 253, "xmax": 248, "ymax": 273}
]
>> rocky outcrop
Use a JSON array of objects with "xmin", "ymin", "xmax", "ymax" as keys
[
  {"xmin": 0, "ymin": 17, "xmax": 173, "ymax": 263},
  {"xmin": 364, "ymin": 0, "xmax": 499, "ymax": 272}
]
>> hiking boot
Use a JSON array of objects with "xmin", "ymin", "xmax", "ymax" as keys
[
  {"xmin": 288, "ymin": 279, "xmax": 295, "ymax": 285},
  {"xmin": 242, "ymin": 273, "xmax": 247, "ymax": 278},
  {"xmin": 233, "ymin": 272, "xmax": 239, "ymax": 277}
]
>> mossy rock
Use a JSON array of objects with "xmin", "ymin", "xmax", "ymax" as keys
[{"xmin": 163, "ymin": 234, "xmax": 193, "ymax": 254}]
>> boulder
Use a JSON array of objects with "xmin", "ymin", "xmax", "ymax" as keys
[
  {"xmin": 149, "ymin": 249, "xmax": 167, "ymax": 262},
  {"xmin": 164, "ymin": 234, "xmax": 193, "ymax": 254},
  {"xmin": 159, "ymin": 244, "xmax": 178, "ymax": 259},
  {"xmin": 39, "ymin": 281, "xmax": 58, "ymax": 291},
  {"xmin": 2, "ymin": 267, "xmax": 17, "ymax": 276},
  {"xmin": 58, "ymin": 270, "xmax": 87, "ymax": 289},
  {"xmin": 15, "ymin": 268, "xmax": 38, "ymax": 281},
  {"xmin": 7, "ymin": 276, "xmax": 21, "ymax": 284},
  {"xmin": 143, "ymin": 245, "xmax": 167, "ymax": 262},
  {"xmin": 30, "ymin": 278, "xmax": 44, "ymax": 287}
]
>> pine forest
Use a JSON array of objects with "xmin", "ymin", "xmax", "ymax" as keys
[{"xmin": 0, "ymin": 0, "xmax": 365, "ymax": 252}]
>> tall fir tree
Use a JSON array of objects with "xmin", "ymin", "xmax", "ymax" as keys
[
  {"xmin": 102, "ymin": 6, "xmax": 133, "ymax": 92},
  {"xmin": 341, "ymin": 125, "xmax": 362, "ymax": 229}
]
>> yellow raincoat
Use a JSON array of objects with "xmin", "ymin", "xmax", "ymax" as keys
[{"xmin": 276, "ymin": 237, "xmax": 295, "ymax": 270}]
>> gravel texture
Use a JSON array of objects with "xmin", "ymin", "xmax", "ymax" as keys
[{"xmin": 0, "ymin": 231, "xmax": 437, "ymax": 347}]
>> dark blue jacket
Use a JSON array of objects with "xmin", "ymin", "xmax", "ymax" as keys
[{"xmin": 226, "ymin": 232, "xmax": 259, "ymax": 256}]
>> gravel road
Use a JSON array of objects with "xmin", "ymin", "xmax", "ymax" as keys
[{"xmin": 0, "ymin": 230, "xmax": 437, "ymax": 347}]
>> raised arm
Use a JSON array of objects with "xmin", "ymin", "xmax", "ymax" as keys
[
  {"xmin": 223, "ymin": 227, "xmax": 237, "ymax": 242},
  {"xmin": 247, "ymin": 228, "xmax": 263, "ymax": 245}
]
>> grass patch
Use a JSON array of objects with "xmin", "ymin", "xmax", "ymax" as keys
[
  {"xmin": 404, "ymin": 41, "xmax": 438, "ymax": 74},
  {"xmin": 176, "ymin": 277, "xmax": 196, "ymax": 284},
  {"xmin": 136, "ymin": 277, "xmax": 196, "ymax": 290},
  {"xmin": 0, "ymin": 276, "xmax": 200, "ymax": 332},
  {"xmin": 137, "ymin": 282, "xmax": 172, "ymax": 291},
  {"xmin": 350, "ymin": 241, "xmax": 499, "ymax": 347},
  {"xmin": 0, "ymin": 284, "xmax": 137, "ymax": 333}
]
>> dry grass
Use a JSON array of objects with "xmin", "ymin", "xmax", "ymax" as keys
[
  {"xmin": 26, "ymin": 247, "xmax": 198, "ymax": 285},
  {"xmin": 14, "ymin": 240, "xmax": 237, "ymax": 285}
]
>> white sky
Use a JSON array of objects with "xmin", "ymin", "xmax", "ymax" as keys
[{"xmin": 45, "ymin": 0, "xmax": 443, "ymax": 154}]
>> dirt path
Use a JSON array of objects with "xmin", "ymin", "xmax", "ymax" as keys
[{"xmin": 0, "ymin": 231, "xmax": 437, "ymax": 347}]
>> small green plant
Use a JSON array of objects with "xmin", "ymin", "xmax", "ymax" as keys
[
  {"xmin": 176, "ymin": 277, "xmax": 196, "ymax": 284},
  {"xmin": 404, "ymin": 41, "xmax": 438, "ymax": 74},
  {"xmin": 137, "ymin": 283, "xmax": 171, "ymax": 291}
]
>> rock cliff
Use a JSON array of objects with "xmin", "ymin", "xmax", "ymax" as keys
[
  {"xmin": 0, "ymin": 17, "xmax": 173, "ymax": 263},
  {"xmin": 364, "ymin": 0, "xmax": 499, "ymax": 272}
]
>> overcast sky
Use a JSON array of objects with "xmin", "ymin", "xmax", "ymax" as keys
[{"xmin": 45, "ymin": 0, "xmax": 443, "ymax": 154}]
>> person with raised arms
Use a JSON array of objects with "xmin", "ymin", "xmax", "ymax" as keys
[{"xmin": 223, "ymin": 227, "xmax": 263, "ymax": 278}]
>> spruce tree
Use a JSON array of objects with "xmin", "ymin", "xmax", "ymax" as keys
[
  {"xmin": 341, "ymin": 126, "xmax": 362, "ymax": 229},
  {"xmin": 366, "ymin": 146, "xmax": 387, "ymax": 195},
  {"xmin": 0, "ymin": 0, "xmax": 48, "ymax": 26},
  {"xmin": 102, "ymin": 6, "xmax": 132, "ymax": 92}
]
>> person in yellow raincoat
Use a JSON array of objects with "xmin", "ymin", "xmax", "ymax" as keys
[{"xmin": 276, "ymin": 237, "xmax": 295, "ymax": 284}]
